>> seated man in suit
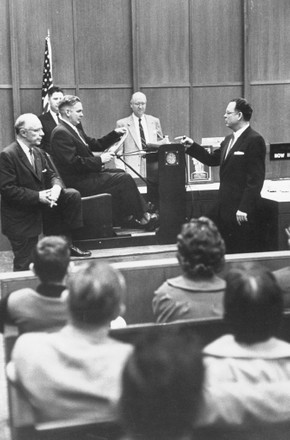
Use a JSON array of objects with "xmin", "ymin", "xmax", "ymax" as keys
[
  {"xmin": 51, "ymin": 95, "xmax": 158, "ymax": 229},
  {"xmin": 38, "ymin": 86, "xmax": 64, "ymax": 154},
  {"xmin": 116, "ymin": 91, "xmax": 164, "ymax": 179},
  {"xmin": 0, "ymin": 113, "xmax": 90, "ymax": 271},
  {"xmin": 7, "ymin": 261, "xmax": 132, "ymax": 423}
]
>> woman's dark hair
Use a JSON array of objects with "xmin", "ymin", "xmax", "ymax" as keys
[
  {"xmin": 224, "ymin": 264, "xmax": 283, "ymax": 344},
  {"xmin": 177, "ymin": 217, "xmax": 225, "ymax": 278},
  {"xmin": 119, "ymin": 330, "xmax": 204, "ymax": 440}
]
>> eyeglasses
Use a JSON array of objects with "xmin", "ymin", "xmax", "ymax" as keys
[{"xmin": 225, "ymin": 111, "xmax": 237, "ymax": 116}]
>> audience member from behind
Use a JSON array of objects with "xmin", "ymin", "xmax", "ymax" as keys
[
  {"xmin": 119, "ymin": 331, "xmax": 204, "ymax": 440},
  {"xmin": 1, "ymin": 236, "xmax": 70, "ymax": 334},
  {"xmin": 273, "ymin": 226, "xmax": 290, "ymax": 309},
  {"xmin": 198, "ymin": 264, "xmax": 290, "ymax": 428},
  {"xmin": 7, "ymin": 261, "xmax": 132, "ymax": 423},
  {"xmin": 152, "ymin": 217, "xmax": 226, "ymax": 323}
]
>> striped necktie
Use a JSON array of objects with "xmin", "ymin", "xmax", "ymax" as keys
[{"xmin": 138, "ymin": 118, "xmax": 147, "ymax": 150}]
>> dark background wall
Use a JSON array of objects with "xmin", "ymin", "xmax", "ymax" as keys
[{"xmin": 0, "ymin": 0, "xmax": 290, "ymax": 250}]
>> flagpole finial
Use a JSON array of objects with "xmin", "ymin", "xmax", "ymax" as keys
[{"xmin": 47, "ymin": 29, "xmax": 50, "ymax": 37}]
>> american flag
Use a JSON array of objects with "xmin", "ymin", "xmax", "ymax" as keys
[{"xmin": 41, "ymin": 31, "xmax": 53, "ymax": 113}]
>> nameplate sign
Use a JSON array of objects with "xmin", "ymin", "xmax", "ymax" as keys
[{"xmin": 270, "ymin": 143, "xmax": 290, "ymax": 161}]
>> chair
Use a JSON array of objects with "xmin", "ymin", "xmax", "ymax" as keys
[{"xmin": 72, "ymin": 194, "xmax": 114, "ymax": 240}]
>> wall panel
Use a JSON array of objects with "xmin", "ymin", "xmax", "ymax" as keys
[
  {"xmin": 250, "ymin": 0, "xmax": 290, "ymax": 82},
  {"xmin": 75, "ymin": 0, "xmax": 132, "ymax": 86},
  {"xmin": 138, "ymin": 0, "xmax": 190, "ymax": 86},
  {"xmin": 191, "ymin": 0, "xmax": 243, "ymax": 85},
  {"xmin": 0, "ymin": 0, "xmax": 11, "ymax": 84}
]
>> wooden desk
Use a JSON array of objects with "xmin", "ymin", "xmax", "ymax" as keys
[{"xmin": 261, "ymin": 180, "xmax": 290, "ymax": 250}]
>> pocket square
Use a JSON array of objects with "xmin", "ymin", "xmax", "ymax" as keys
[
  {"xmin": 234, "ymin": 151, "xmax": 244, "ymax": 155},
  {"xmin": 42, "ymin": 168, "xmax": 47, "ymax": 173}
]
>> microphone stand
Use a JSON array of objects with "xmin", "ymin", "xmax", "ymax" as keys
[{"xmin": 115, "ymin": 152, "xmax": 158, "ymax": 188}]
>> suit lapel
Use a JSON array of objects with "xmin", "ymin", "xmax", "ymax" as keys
[
  {"xmin": 16, "ymin": 143, "xmax": 41, "ymax": 180},
  {"xmin": 127, "ymin": 115, "xmax": 141, "ymax": 149}
]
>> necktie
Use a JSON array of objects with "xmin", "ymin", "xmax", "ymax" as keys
[
  {"xmin": 225, "ymin": 135, "xmax": 234, "ymax": 160},
  {"xmin": 139, "ymin": 118, "xmax": 147, "ymax": 150},
  {"xmin": 75, "ymin": 127, "xmax": 88, "ymax": 146},
  {"xmin": 29, "ymin": 149, "xmax": 36, "ymax": 170}
]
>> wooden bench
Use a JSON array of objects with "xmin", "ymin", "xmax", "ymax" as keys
[{"xmin": 1, "ymin": 250, "xmax": 290, "ymax": 324}]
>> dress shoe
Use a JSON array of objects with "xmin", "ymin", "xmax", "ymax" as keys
[
  {"xmin": 143, "ymin": 213, "xmax": 159, "ymax": 231},
  {"xmin": 70, "ymin": 245, "xmax": 92, "ymax": 257}
]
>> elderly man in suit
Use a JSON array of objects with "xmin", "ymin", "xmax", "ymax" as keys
[
  {"xmin": 0, "ymin": 113, "xmax": 91, "ymax": 271},
  {"xmin": 38, "ymin": 86, "xmax": 64, "ymax": 154},
  {"xmin": 50, "ymin": 95, "xmax": 158, "ymax": 230},
  {"xmin": 180, "ymin": 98, "xmax": 266, "ymax": 253},
  {"xmin": 116, "ymin": 91, "xmax": 164, "ymax": 178}
]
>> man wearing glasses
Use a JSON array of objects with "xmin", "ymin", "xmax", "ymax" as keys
[{"xmin": 180, "ymin": 98, "xmax": 266, "ymax": 253}]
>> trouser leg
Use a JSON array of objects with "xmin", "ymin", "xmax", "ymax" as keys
[{"xmin": 9, "ymin": 236, "xmax": 38, "ymax": 271}]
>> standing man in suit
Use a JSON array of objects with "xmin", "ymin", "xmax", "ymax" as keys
[
  {"xmin": 39, "ymin": 86, "xmax": 64, "ymax": 154},
  {"xmin": 180, "ymin": 98, "xmax": 266, "ymax": 253},
  {"xmin": 0, "ymin": 113, "xmax": 91, "ymax": 271},
  {"xmin": 51, "ymin": 95, "xmax": 158, "ymax": 230},
  {"xmin": 116, "ymin": 92, "xmax": 164, "ymax": 178}
]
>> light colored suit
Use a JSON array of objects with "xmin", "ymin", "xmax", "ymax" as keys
[{"xmin": 116, "ymin": 114, "xmax": 163, "ymax": 178}]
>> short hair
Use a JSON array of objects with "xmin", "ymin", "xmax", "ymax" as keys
[
  {"xmin": 224, "ymin": 264, "xmax": 283, "ymax": 344},
  {"xmin": 177, "ymin": 217, "xmax": 225, "ymax": 278},
  {"xmin": 14, "ymin": 113, "xmax": 38, "ymax": 135},
  {"xmin": 47, "ymin": 86, "xmax": 64, "ymax": 97},
  {"xmin": 231, "ymin": 97, "xmax": 253, "ymax": 121},
  {"xmin": 31, "ymin": 236, "xmax": 70, "ymax": 283},
  {"xmin": 130, "ymin": 91, "xmax": 147, "ymax": 103},
  {"xmin": 67, "ymin": 261, "xmax": 125, "ymax": 327},
  {"xmin": 119, "ymin": 331, "xmax": 204, "ymax": 440},
  {"xmin": 58, "ymin": 95, "xmax": 81, "ymax": 113}
]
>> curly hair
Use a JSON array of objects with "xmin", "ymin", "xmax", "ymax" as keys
[{"xmin": 177, "ymin": 217, "xmax": 225, "ymax": 278}]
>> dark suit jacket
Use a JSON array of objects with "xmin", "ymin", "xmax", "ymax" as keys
[
  {"xmin": 38, "ymin": 111, "xmax": 57, "ymax": 154},
  {"xmin": 50, "ymin": 120, "xmax": 120, "ymax": 193},
  {"xmin": 0, "ymin": 141, "xmax": 63, "ymax": 238},
  {"xmin": 186, "ymin": 126, "xmax": 266, "ymax": 223}
]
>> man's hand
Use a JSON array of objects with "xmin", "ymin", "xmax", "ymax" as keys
[
  {"xmin": 236, "ymin": 210, "xmax": 248, "ymax": 226},
  {"xmin": 39, "ymin": 190, "xmax": 53, "ymax": 205},
  {"xmin": 115, "ymin": 127, "xmax": 127, "ymax": 136},
  {"xmin": 50, "ymin": 185, "xmax": 61, "ymax": 206},
  {"xmin": 174, "ymin": 136, "xmax": 194, "ymax": 147},
  {"xmin": 101, "ymin": 152, "xmax": 114, "ymax": 164}
]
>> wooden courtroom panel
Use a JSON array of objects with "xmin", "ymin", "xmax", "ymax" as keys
[
  {"xmin": 13, "ymin": 0, "xmax": 75, "ymax": 87},
  {"xmin": 138, "ymin": 0, "xmax": 190, "ymax": 87},
  {"xmin": 74, "ymin": 0, "xmax": 132, "ymax": 86},
  {"xmin": 190, "ymin": 0, "xmax": 243, "ymax": 86},
  {"xmin": 2, "ymin": 252, "xmax": 290, "ymax": 325}
]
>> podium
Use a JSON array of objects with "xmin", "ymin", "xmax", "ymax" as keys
[{"xmin": 147, "ymin": 144, "xmax": 186, "ymax": 244}]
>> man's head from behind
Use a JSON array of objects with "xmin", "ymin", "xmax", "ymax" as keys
[
  {"xmin": 130, "ymin": 91, "xmax": 147, "ymax": 118},
  {"xmin": 58, "ymin": 95, "xmax": 83, "ymax": 126},
  {"xmin": 119, "ymin": 331, "xmax": 204, "ymax": 440},
  {"xmin": 67, "ymin": 261, "xmax": 125, "ymax": 328},
  {"xmin": 224, "ymin": 264, "xmax": 283, "ymax": 344},
  {"xmin": 47, "ymin": 86, "xmax": 64, "ymax": 113},
  {"xmin": 31, "ymin": 236, "xmax": 70, "ymax": 284}
]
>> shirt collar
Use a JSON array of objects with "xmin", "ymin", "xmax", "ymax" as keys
[
  {"xmin": 17, "ymin": 138, "xmax": 31, "ymax": 154},
  {"xmin": 233, "ymin": 123, "xmax": 249, "ymax": 140}
]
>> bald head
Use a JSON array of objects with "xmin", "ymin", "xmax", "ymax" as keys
[
  {"xmin": 15, "ymin": 113, "xmax": 44, "ymax": 147},
  {"xmin": 130, "ymin": 92, "xmax": 147, "ymax": 118}
]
